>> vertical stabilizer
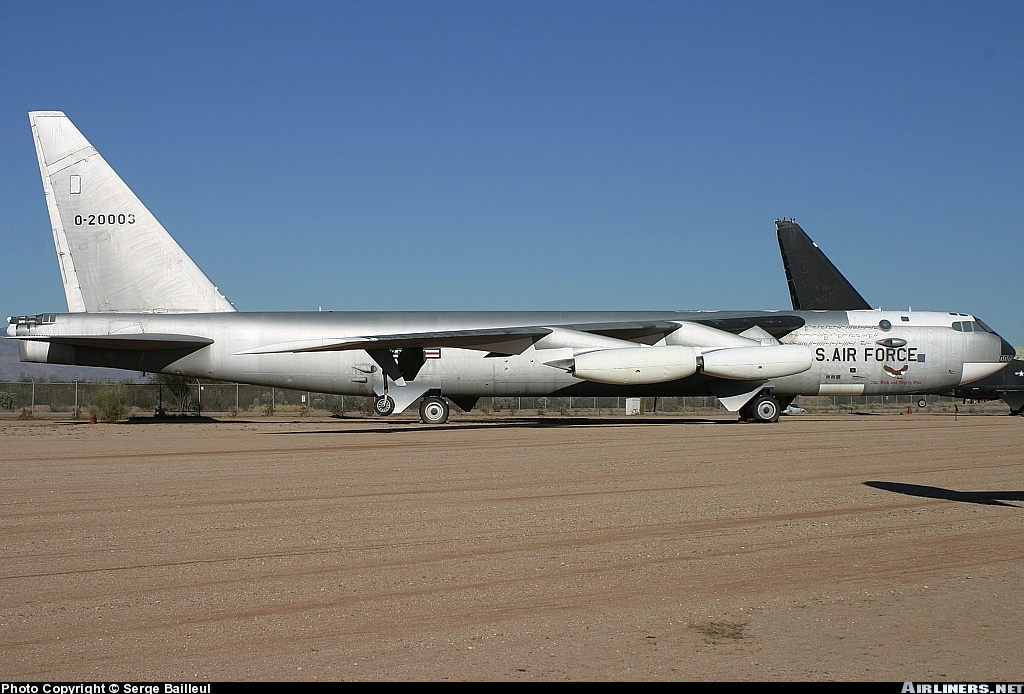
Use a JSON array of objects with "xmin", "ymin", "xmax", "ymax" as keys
[
  {"xmin": 29, "ymin": 111, "xmax": 234, "ymax": 313},
  {"xmin": 775, "ymin": 219, "xmax": 871, "ymax": 311}
]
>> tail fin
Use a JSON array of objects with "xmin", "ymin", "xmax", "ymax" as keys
[
  {"xmin": 29, "ymin": 111, "xmax": 234, "ymax": 313},
  {"xmin": 775, "ymin": 219, "xmax": 871, "ymax": 311}
]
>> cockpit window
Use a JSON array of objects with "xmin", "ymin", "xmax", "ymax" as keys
[
  {"xmin": 973, "ymin": 318, "xmax": 996, "ymax": 334},
  {"xmin": 952, "ymin": 320, "xmax": 992, "ymax": 333}
]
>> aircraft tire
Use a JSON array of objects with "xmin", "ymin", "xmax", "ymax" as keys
[
  {"xmin": 749, "ymin": 393, "xmax": 780, "ymax": 423},
  {"xmin": 374, "ymin": 395, "xmax": 396, "ymax": 416},
  {"xmin": 918, "ymin": 398, "xmax": 927, "ymax": 408},
  {"xmin": 419, "ymin": 396, "xmax": 450, "ymax": 424}
]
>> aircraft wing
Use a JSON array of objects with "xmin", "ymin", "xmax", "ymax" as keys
[
  {"xmin": 236, "ymin": 321, "xmax": 694, "ymax": 356},
  {"xmin": 551, "ymin": 320, "xmax": 683, "ymax": 342},
  {"xmin": 688, "ymin": 314, "xmax": 805, "ymax": 338},
  {"xmin": 234, "ymin": 326, "xmax": 556, "ymax": 356},
  {"xmin": 234, "ymin": 316, "xmax": 811, "ymax": 358}
]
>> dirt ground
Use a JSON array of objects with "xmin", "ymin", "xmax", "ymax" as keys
[{"xmin": 1, "ymin": 412, "xmax": 1022, "ymax": 682}]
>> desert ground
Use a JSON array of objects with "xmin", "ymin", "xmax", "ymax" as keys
[{"xmin": 1, "ymin": 412, "xmax": 1022, "ymax": 681}]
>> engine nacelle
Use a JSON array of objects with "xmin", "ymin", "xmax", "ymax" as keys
[
  {"xmin": 572, "ymin": 345, "xmax": 699, "ymax": 385},
  {"xmin": 19, "ymin": 339, "xmax": 53, "ymax": 364},
  {"xmin": 700, "ymin": 344, "xmax": 812, "ymax": 380}
]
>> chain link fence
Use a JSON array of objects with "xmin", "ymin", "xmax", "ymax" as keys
[{"xmin": 0, "ymin": 379, "xmax": 1006, "ymax": 420}]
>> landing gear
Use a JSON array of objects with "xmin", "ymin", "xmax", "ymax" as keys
[
  {"xmin": 744, "ymin": 392, "xmax": 781, "ymax": 423},
  {"xmin": 918, "ymin": 398, "xmax": 928, "ymax": 408},
  {"xmin": 418, "ymin": 395, "xmax": 450, "ymax": 424},
  {"xmin": 374, "ymin": 394, "xmax": 395, "ymax": 416}
]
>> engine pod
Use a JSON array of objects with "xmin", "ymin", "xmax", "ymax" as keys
[
  {"xmin": 572, "ymin": 345, "xmax": 698, "ymax": 385},
  {"xmin": 700, "ymin": 344, "xmax": 812, "ymax": 380}
]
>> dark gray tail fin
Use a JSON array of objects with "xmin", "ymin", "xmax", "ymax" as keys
[{"xmin": 775, "ymin": 219, "xmax": 871, "ymax": 311}]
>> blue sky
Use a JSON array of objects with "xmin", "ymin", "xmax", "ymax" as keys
[{"xmin": 2, "ymin": 1, "xmax": 1022, "ymax": 344}]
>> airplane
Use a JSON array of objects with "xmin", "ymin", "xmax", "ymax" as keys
[
  {"xmin": 948, "ymin": 364, "xmax": 1024, "ymax": 415},
  {"xmin": 5, "ymin": 111, "xmax": 1015, "ymax": 424},
  {"xmin": 776, "ymin": 219, "xmax": 1024, "ymax": 415}
]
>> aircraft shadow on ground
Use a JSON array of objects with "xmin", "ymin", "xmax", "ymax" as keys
[
  {"xmin": 865, "ymin": 481, "xmax": 1024, "ymax": 507},
  {"xmin": 265, "ymin": 416, "xmax": 741, "ymax": 435},
  {"xmin": 65, "ymin": 415, "xmax": 739, "ymax": 431}
]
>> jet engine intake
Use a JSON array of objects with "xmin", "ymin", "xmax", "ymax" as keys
[{"xmin": 571, "ymin": 345, "xmax": 699, "ymax": 385}]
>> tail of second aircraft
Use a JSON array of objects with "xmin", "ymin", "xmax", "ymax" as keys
[
  {"xmin": 775, "ymin": 218, "xmax": 871, "ymax": 311},
  {"xmin": 29, "ymin": 111, "xmax": 234, "ymax": 313}
]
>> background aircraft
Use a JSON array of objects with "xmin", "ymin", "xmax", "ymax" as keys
[
  {"xmin": 5, "ymin": 112, "xmax": 1014, "ymax": 423},
  {"xmin": 776, "ymin": 219, "xmax": 1024, "ymax": 415}
]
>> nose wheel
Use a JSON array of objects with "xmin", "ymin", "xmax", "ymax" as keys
[{"xmin": 374, "ymin": 394, "xmax": 396, "ymax": 416}]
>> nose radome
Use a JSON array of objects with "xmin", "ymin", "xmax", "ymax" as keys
[{"xmin": 959, "ymin": 361, "xmax": 1007, "ymax": 385}]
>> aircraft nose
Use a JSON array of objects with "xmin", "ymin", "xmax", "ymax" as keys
[
  {"xmin": 959, "ymin": 330, "xmax": 1015, "ymax": 385},
  {"xmin": 999, "ymin": 335, "xmax": 1017, "ymax": 360}
]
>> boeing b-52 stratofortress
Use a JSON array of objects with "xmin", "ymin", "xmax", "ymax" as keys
[{"xmin": 6, "ymin": 112, "xmax": 1015, "ymax": 423}]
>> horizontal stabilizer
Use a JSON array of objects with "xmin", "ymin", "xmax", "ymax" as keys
[{"xmin": 9, "ymin": 333, "xmax": 213, "ymax": 351}]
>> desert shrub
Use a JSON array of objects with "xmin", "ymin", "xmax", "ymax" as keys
[
  {"xmin": 91, "ymin": 386, "xmax": 127, "ymax": 422},
  {"xmin": 0, "ymin": 391, "xmax": 17, "ymax": 411}
]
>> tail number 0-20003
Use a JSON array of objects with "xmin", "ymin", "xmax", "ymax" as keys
[{"xmin": 74, "ymin": 213, "xmax": 136, "ymax": 225}]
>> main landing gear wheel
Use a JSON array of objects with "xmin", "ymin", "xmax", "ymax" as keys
[
  {"xmin": 374, "ymin": 394, "xmax": 396, "ymax": 416},
  {"xmin": 749, "ymin": 393, "xmax": 781, "ymax": 423},
  {"xmin": 419, "ymin": 396, "xmax": 450, "ymax": 424},
  {"xmin": 918, "ymin": 398, "xmax": 928, "ymax": 408}
]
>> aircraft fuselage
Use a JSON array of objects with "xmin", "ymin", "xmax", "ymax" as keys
[{"xmin": 11, "ymin": 308, "xmax": 1011, "ymax": 402}]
